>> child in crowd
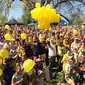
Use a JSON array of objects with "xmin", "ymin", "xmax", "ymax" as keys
[{"xmin": 11, "ymin": 66, "xmax": 23, "ymax": 85}]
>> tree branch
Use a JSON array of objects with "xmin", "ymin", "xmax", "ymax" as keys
[
  {"xmin": 54, "ymin": 0, "xmax": 85, "ymax": 8},
  {"xmin": 44, "ymin": 0, "xmax": 53, "ymax": 6},
  {"xmin": 67, "ymin": 1, "xmax": 74, "ymax": 7}
]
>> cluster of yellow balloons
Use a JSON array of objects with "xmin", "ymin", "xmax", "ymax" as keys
[
  {"xmin": 0, "ymin": 48, "xmax": 9, "ymax": 59},
  {"xmin": 23, "ymin": 59, "xmax": 35, "ymax": 72},
  {"xmin": 31, "ymin": 3, "xmax": 60, "ymax": 30}
]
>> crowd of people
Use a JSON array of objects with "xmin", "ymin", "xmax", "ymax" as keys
[{"xmin": 0, "ymin": 25, "xmax": 85, "ymax": 85}]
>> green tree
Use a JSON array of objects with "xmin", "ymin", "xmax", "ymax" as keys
[
  {"xmin": 22, "ymin": 10, "xmax": 31, "ymax": 24},
  {"xmin": 69, "ymin": 8, "xmax": 85, "ymax": 25},
  {"xmin": 17, "ymin": 17, "xmax": 23, "ymax": 23},
  {"xmin": 0, "ymin": 0, "xmax": 13, "ymax": 23},
  {"xmin": 0, "ymin": 9, "xmax": 7, "ymax": 24}
]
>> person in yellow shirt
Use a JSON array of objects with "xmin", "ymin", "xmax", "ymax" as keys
[
  {"xmin": 78, "ymin": 42, "xmax": 85, "ymax": 60},
  {"xmin": 57, "ymin": 42, "xmax": 66, "ymax": 71},
  {"xmin": 64, "ymin": 59, "xmax": 75, "ymax": 85},
  {"xmin": 62, "ymin": 50, "xmax": 71, "ymax": 63}
]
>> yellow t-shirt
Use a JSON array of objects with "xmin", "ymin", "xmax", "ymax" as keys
[
  {"xmin": 66, "ymin": 78, "xmax": 73, "ymax": 84},
  {"xmin": 62, "ymin": 54, "xmax": 69, "ymax": 63},
  {"xmin": 78, "ymin": 47, "xmax": 85, "ymax": 59},
  {"xmin": 57, "ymin": 46, "xmax": 66, "ymax": 56}
]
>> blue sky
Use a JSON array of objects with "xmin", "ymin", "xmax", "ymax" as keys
[{"xmin": 8, "ymin": 0, "xmax": 23, "ymax": 20}]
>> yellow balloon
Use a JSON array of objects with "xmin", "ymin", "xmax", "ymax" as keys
[
  {"xmin": 4, "ymin": 33, "xmax": 11, "ymax": 41},
  {"xmin": 46, "ymin": 4, "xmax": 51, "ymax": 9},
  {"xmin": 45, "ymin": 25, "xmax": 50, "ymax": 30},
  {"xmin": 0, "ymin": 49, "xmax": 9, "ymax": 59},
  {"xmin": 0, "ymin": 68, "xmax": 2, "ymax": 76},
  {"xmin": 35, "ymin": 3, "xmax": 41, "ymax": 8},
  {"xmin": 5, "ymin": 25, "xmax": 10, "ymax": 30},
  {"xmin": 54, "ymin": 14, "xmax": 60, "ymax": 23},
  {"xmin": 30, "ymin": 10, "xmax": 34, "ymax": 15},
  {"xmin": 50, "ymin": 9, "xmax": 56, "ymax": 14},
  {"xmin": 41, "ymin": 6, "xmax": 46, "ymax": 10},
  {"xmin": 38, "ymin": 18, "xmax": 50, "ymax": 29},
  {"xmin": 23, "ymin": 59, "xmax": 35, "ymax": 72},
  {"xmin": 21, "ymin": 33, "xmax": 27, "ymax": 40},
  {"xmin": 31, "ymin": 8, "xmax": 39, "ymax": 20},
  {"xmin": 73, "ymin": 30, "xmax": 78, "ymax": 35},
  {"xmin": 49, "ymin": 9, "xmax": 57, "ymax": 23},
  {"xmin": 81, "ymin": 25, "xmax": 85, "ymax": 29}
]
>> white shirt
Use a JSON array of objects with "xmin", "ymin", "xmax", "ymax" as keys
[
  {"xmin": 71, "ymin": 42, "xmax": 80, "ymax": 52},
  {"xmin": 48, "ymin": 43, "xmax": 56, "ymax": 58}
]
